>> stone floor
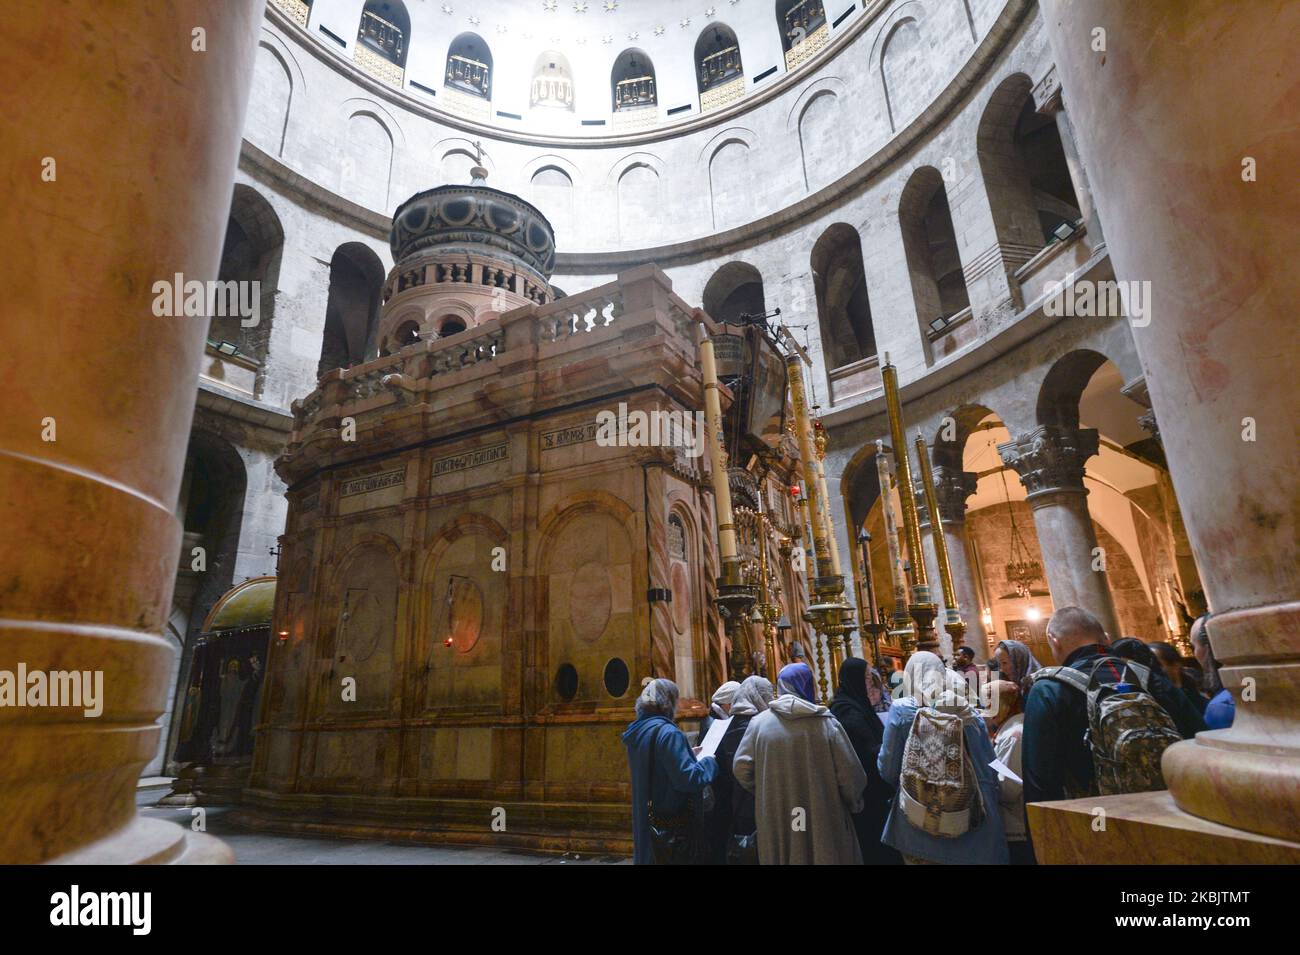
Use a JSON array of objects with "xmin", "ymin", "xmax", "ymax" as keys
[{"xmin": 135, "ymin": 784, "xmax": 627, "ymax": 865}]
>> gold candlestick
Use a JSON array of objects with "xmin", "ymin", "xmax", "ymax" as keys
[
  {"xmin": 880, "ymin": 356, "xmax": 939, "ymax": 652},
  {"xmin": 876, "ymin": 440, "xmax": 915, "ymax": 648},
  {"xmin": 915, "ymin": 430, "xmax": 966, "ymax": 651}
]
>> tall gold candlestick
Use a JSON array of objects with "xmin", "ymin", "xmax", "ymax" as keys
[
  {"xmin": 876, "ymin": 440, "xmax": 913, "ymax": 637},
  {"xmin": 880, "ymin": 356, "xmax": 939, "ymax": 651},
  {"xmin": 915, "ymin": 430, "xmax": 966, "ymax": 650},
  {"xmin": 786, "ymin": 355, "xmax": 834, "ymax": 581},
  {"xmin": 700, "ymin": 332, "xmax": 738, "ymax": 571}
]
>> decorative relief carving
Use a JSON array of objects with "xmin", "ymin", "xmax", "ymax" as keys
[
  {"xmin": 569, "ymin": 561, "xmax": 613, "ymax": 641},
  {"xmin": 997, "ymin": 425, "xmax": 1099, "ymax": 497}
]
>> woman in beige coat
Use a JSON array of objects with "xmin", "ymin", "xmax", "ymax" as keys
[{"xmin": 732, "ymin": 663, "xmax": 868, "ymax": 865}]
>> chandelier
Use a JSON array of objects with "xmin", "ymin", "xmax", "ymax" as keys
[{"xmin": 1000, "ymin": 469, "xmax": 1042, "ymax": 598}]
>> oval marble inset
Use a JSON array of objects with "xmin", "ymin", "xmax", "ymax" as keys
[
  {"xmin": 670, "ymin": 563, "xmax": 691, "ymax": 635},
  {"xmin": 447, "ymin": 576, "xmax": 484, "ymax": 653},
  {"xmin": 569, "ymin": 562, "xmax": 612, "ymax": 642}
]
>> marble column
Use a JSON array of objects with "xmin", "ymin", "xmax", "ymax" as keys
[
  {"xmin": 0, "ymin": 1, "xmax": 265, "ymax": 863},
  {"xmin": 998, "ymin": 425, "xmax": 1121, "ymax": 639},
  {"xmin": 917, "ymin": 465, "xmax": 987, "ymax": 662},
  {"xmin": 1039, "ymin": 0, "xmax": 1300, "ymax": 846}
]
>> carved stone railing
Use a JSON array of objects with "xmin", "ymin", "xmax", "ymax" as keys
[
  {"xmin": 536, "ymin": 287, "xmax": 625, "ymax": 344},
  {"xmin": 383, "ymin": 253, "xmax": 551, "ymax": 308}
]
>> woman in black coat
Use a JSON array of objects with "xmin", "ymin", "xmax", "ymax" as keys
[
  {"xmin": 709, "ymin": 676, "xmax": 773, "ymax": 862},
  {"xmin": 829, "ymin": 658, "xmax": 902, "ymax": 865}
]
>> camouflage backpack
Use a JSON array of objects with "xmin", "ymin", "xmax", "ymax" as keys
[{"xmin": 1035, "ymin": 657, "xmax": 1182, "ymax": 796}]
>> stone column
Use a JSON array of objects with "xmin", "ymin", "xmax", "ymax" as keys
[
  {"xmin": 1032, "ymin": 65, "xmax": 1105, "ymax": 250},
  {"xmin": 1037, "ymin": 0, "xmax": 1299, "ymax": 850},
  {"xmin": 998, "ymin": 426, "xmax": 1121, "ymax": 639},
  {"xmin": 0, "ymin": 1, "xmax": 265, "ymax": 863},
  {"xmin": 917, "ymin": 465, "xmax": 988, "ymax": 662}
]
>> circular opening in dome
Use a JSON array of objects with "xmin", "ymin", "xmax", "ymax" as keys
[
  {"xmin": 554, "ymin": 663, "xmax": 579, "ymax": 702},
  {"xmin": 438, "ymin": 317, "xmax": 467, "ymax": 337},
  {"xmin": 603, "ymin": 657, "xmax": 630, "ymax": 699}
]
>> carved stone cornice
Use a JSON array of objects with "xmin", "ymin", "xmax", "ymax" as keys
[
  {"xmin": 916, "ymin": 466, "xmax": 979, "ymax": 527},
  {"xmin": 998, "ymin": 425, "xmax": 1099, "ymax": 499}
]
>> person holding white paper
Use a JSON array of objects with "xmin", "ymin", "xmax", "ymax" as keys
[{"xmin": 983, "ymin": 679, "xmax": 1032, "ymax": 865}]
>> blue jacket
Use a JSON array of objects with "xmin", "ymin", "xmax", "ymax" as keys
[
  {"xmin": 622, "ymin": 715, "xmax": 717, "ymax": 865},
  {"xmin": 1205, "ymin": 688, "xmax": 1235, "ymax": 729},
  {"xmin": 877, "ymin": 701, "xmax": 1008, "ymax": 864}
]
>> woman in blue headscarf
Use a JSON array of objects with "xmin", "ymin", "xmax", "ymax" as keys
[{"xmin": 776, "ymin": 661, "xmax": 818, "ymax": 703}]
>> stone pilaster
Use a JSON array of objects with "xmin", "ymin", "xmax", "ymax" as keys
[
  {"xmin": 916, "ymin": 466, "xmax": 987, "ymax": 660},
  {"xmin": 1034, "ymin": 64, "xmax": 1106, "ymax": 250},
  {"xmin": 997, "ymin": 425, "xmax": 1121, "ymax": 639}
]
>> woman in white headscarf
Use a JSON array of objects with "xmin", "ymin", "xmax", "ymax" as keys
[
  {"xmin": 876, "ymin": 651, "xmax": 1007, "ymax": 864},
  {"xmin": 698, "ymin": 680, "xmax": 740, "ymax": 744}
]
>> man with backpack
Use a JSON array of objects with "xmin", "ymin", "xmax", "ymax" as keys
[{"xmin": 1022, "ymin": 606, "xmax": 1190, "ymax": 810}]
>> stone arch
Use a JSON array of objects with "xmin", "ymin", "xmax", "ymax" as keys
[
  {"xmin": 342, "ymin": 109, "xmax": 394, "ymax": 212},
  {"xmin": 318, "ymin": 242, "xmax": 386, "ymax": 377},
  {"xmin": 536, "ymin": 494, "xmax": 640, "ymax": 710},
  {"xmin": 702, "ymin": 261, "xmax": 766, "ymax": 324},
  {"xmin": 248, "ymin": 40, "xmax": 293, "ymax": 157},
  {"xmin": 695, "ymin": 23, "xmax": 743, "ymax": 95},
  {"xmin": 977, "ymin": 72, "xmax": 1081, "ymax": 268},
  {"xmin": 211, "ymin": 184, "xmax": 284, "ymax": 395},
  {"xmin": 1036, "ymin": 348, "xmax": 1113, "ymax": 429},
  {"xmin": 615, "ymin": 159, "xmax": 663, "ymax": 244},
  {"xmin": 356, "ymin": 0, "xmax": 410, "ymax": 69},
  {"xmin": 529, "ymin": 165, "xmax": 574, "ymax": 244},
  {"xmin": 322, "ymin": 533, "xmax": 402, "ymax": 713},
  {"xmin": 531, "ymin": 50, "xmax": 575, "ymax": 111},
  {"xmin": 417, "ymin": 514, "xmax": 509, "ymax": 709},
  {"xmin": 706, "ymin": 137, "xmax": 753, "ymax": 230},
  {"xmin": 899, "ymin": 165, "xmax": 970, "ymax": 365},
  {"xmin": 811, "ymin": 222, "xmax": 876, "ymax": 373},
  {"xmin": 611, "ymin": 48, "xmax": 657, "ymax": 111},
  {"xmin": 445, "ymin": 32, "xmax": 492, "ymax": 100},
  {"xmin": 789, "ymin": 79, "xmax": 845, "ymax": 192},
  {"xmin": 869, "ymin": 2, "xmax": 930, "ymax": 133}
]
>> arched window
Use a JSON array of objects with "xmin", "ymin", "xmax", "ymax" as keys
[
  {"xmin": 695, "ymin": 25, "xmax": 743, "ymax": 110},
  {"xmin": 354, "ymin": 1, "xmax": 409, "ymax": 86},
  {"xmin": 811, "ymin": 224, "xmax": 876, "ymax": 372},
  {"xmin": 391, "ymin": 319, "xmax": 421, "ymax": 352},
  {"xmin": 436, "ymin": 316, "xmax": 467, "ymax": 337},
  {"xmin": 318, "ymin": 243, "xmax": 385, "ymax": 377},
  {"xmin": 777, "ymin": 0, "xmax": 828, "ymax": 68},
  {"xmin": 209, "ymin": 185, "xmax": 283, "ymax": 398},
  {"xmin": 611, "ymin": 49, "xmax": 656, "ymax": 112},
  {"xmin": 899, "ymin": 167, "xmax": 971, "ymax": 363},
  {"xmin": 531, "ymin": 51, "xmax": 574, "ymax": 111},
  {"xmin": 702, "ymin": 262, "xmax": 766, "ymax": 326},
  {"xmin": 977, "ymin": 75, "xmax": 1083, "ymax": 261},
  {"xmin": 445, "ymin": 32, "xmax": 491, "ymax": 100}
]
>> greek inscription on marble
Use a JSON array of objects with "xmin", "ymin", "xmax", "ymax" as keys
[
  {"xmin": 432, "ymin": 443, "xmax": 509, "ymax": 476},
  {"xmin": 339, "ymin": 469, "xmax": 406, "ymax": 498},
  {"xmin": 542, "ymin": 422, "xmax": 599, "ymax": 450}
]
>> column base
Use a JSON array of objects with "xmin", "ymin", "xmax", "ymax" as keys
[
  {"xmin": 44, "ymin": 816, "xmax": 233, "ymax": 865},
  {"xmin": 1027, "ymin": 791, "xmax": 1300, "ymax": 864}
]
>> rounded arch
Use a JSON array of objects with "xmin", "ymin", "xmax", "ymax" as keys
[
  {"xmin": 318, "ymin": 241, "xmax": 385, "ymax": 377},
  {"xmin": 356, "ymin": 0, "xmax": 410, "ymax": 69},
  {"xmin": 212, "ymin": 184, "xmax": 284, "ymax": 390},
  {"xmin": 811, "ymin": 222, "xmax": 876, "ymax": 372},
  {"xmin": 1037, "ymin": 348, "xmax": 1114, "ymax": 429},
  {"xmin": 531, "ymin": 50, "xmax": 575, "ymax": 111},
  {"xmin": 701, "ymin": 261, "xmax": 766, "ymax": 325},
  {"xmin": 777, "ymin": 0, "xmax": 828, "ymax": 55},
  {"xmin": 695, "ymin": 23, "xmax": 743, "ymax": 94},
  {"xmin": 445, "ymin": 31, "xmax": 492, "ymax": 99},
  {"xmin": 611, "ymin": 48, "xmax": 656, "ymax": 112},
  {"xmin": 898, "ymin": 165, "xmax": 970, "ymax": 364}
]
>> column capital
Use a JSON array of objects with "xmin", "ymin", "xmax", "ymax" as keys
[
  {"xmin": 1033, "ymin": 64, "xmax": 1064, "ymax": 115},
  {"xmin": 916, "ymin": 465, "xmax": 979, "ymax": 527},
  {"xmin": 998, "ymin": 425, "xmax": 1099, "ymax": 498}
]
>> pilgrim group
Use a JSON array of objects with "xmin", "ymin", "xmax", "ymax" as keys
[{"xmin": 622, "ymin": 606, "xmax": 1233, "ymax": 864}]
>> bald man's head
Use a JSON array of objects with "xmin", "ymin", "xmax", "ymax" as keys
[{"xmin": 1045, "ymin": 606, "xmax": 1108, "ymax": 663}]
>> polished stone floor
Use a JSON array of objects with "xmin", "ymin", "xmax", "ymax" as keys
[{"xmin": 135, "ymin": 783, "xmax": 626, "ymax": 865}]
